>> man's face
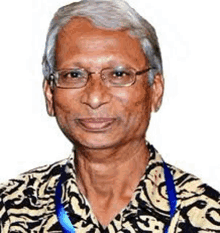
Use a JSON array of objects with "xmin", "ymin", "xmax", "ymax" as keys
[{"xmin": 44, "ymin": 18, "xmax": 163, "ymax": 149}]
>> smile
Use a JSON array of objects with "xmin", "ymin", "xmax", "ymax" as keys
[{"xmin": 77, "ymin": 118, "xmax": 116, "ymax": 131}]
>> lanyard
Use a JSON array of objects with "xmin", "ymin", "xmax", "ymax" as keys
[
  {"xmin": 163, "ymin": 161, "xmax": 177, "ymax": 233},
  {"xmin": 55, "ymin": 162, "xmax": 177, "ymax": 233},
  {"xmin": 55, "ymin": 170, "xmax": 76, "ymax": 233}
]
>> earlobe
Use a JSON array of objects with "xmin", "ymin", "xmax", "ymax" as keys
[
  {"xmin": 43, "ymin": 79, "xmax": 55, "ymax": 116},
  {"xmin": 151, "ymin": 73, "xmax": 164, "ymax": 112}
]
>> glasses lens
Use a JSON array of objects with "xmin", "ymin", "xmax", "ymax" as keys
[
  {"xmin": 102, "ymin": 68, "xmax": 135, "ymax": 86},
  {"xmin": 57, "ymin": 69, "xmax": 88, "ymax": 88}
]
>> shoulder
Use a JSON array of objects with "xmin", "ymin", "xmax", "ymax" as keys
[
  {"xmin": 0, "ymin": 158, "xmax": 67, "ymax": 230},
  {"xmin": 168, "ymin": 163, "xmax": 220, "ymax": 231},
  {"xmin": 0, "ymin": 158, "xmax": 67, "ymax": 197},
  {"xmin": 168, "ymin": 162, "xmax": 220, "ymax": 201}
]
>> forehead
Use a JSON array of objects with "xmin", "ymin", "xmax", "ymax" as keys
[{"xmin": 56, "ymin": 17, "xmax": 147, "ymax": 69}]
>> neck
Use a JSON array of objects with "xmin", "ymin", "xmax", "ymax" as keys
[{"xmin": 74, "ymin": 139, "xmax": 150, "ymax": 225}]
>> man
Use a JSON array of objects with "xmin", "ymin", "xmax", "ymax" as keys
[{"xmin": 0, "ymin": 0, "xmax": 220, "ymax": 232}]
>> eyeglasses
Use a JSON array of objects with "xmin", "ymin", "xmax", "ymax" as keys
[{"xmin": 49, "ymin": 66, "xmax": 152, "ymax": 89}]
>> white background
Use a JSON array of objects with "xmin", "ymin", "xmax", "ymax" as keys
[{"xmin": 0, "ymin": 0, "xmax": 219, "ymax": 191}]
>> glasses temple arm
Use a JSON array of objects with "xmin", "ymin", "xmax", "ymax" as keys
[{"xmin": 136, "ymin": 67, "xmax": 155, "ymax": 76}]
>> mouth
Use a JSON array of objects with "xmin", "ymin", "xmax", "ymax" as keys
[{"xmin": 77, "ymin": 118, "xmax": 116, "ymax": 131}]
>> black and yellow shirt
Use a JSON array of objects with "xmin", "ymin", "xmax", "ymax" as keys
[{"xmin": 0, "ymin": 144, "xmax": 220, "ymax": 232}]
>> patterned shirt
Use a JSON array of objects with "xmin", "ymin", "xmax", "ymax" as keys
[{"xmin": 0, "ymin": 144, "xmax": 220, "ymax": 232}]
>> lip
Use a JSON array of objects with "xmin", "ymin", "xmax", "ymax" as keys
[{"xmin": 77, "ymin": 118, "xmax": 115, "ymax": 131}]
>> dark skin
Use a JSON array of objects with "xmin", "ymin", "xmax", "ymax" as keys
[{"xmin": 44, "ymin": 18, "xmax": 164, "ymax": 226}]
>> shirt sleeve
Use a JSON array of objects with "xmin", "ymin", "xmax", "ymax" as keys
[
  {"xmin": 0, "ymin": 191, "xmax": 10, "ymax": 233},
  {"xmin": 177, "ymin": 183, "xmax": 220, "ymax": 232}
]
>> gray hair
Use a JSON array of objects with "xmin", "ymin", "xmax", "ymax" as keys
[{"xmin": 42, "ymin": 0, "xmax": 163, "ymax": 85}]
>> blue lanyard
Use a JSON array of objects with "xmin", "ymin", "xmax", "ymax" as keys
[
  {"xmin": 55, "ymin": 172, "xmax": 76, "ymax": 233},
  {"xmin": 55, "ymin": 162, "xmax": 177, "ymax": 233},
  {"xmin": 163, "ymin": 161, "xmax": 177, "ymax": 233}
]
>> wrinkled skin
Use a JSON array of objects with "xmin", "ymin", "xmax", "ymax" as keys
[{"xmin": 44, "ymin": 17, "xmax": 164, "ymax": 225}]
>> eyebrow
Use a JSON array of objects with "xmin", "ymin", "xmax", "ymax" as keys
[{"xmin": 67, "ymin": 61, "xmax": 133, "ymax": 71}]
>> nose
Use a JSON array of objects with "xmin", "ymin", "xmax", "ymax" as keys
[{"xmin": 80, "ymin": 74, "xmax": 112, "ymax": 109}]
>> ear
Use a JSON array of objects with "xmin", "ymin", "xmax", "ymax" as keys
[
  {"xmin": 151, "ymin": 73, "xmax": 164, "ymax": 112},
  {"xmin": 43, "ymin": 79, "xmax": 55, "ymax": 116}
]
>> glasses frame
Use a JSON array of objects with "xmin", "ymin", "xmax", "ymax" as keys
[{"xmin": 49, "ymin": 67, "xmax": 152, "ymax": 89}]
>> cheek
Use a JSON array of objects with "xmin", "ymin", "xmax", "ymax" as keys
[
  {"xmin": 53, "ymin": 90, "xmax": 79, "ymax": 115},
  {"xmin": 114, "ymin": 88, "xmax": 152, "ymax": 139},
  {"xmin": 52, "ymin": 92, "xmax": 81, "ymax": 141},
  {"xmin": 53, "ymin": 91, "xmax": 78, "ymax": 132},
  {"xmin": 114, "ymin": 85, "xmax": 152, "ymax": 118}
]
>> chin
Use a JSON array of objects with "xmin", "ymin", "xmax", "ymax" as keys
[
  {"xmin": 76, "ymin": 140, "xmax": 119, "ymax": 150},
  {"xmin": 72, "ymin": 134, "xmax": 124, "ymax": 150}
]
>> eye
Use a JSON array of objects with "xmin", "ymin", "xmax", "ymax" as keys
[
  {"xmin": 113, "ymin": 70, "xmax": 129, "ymax": 78},
  {"xmin": 104, "ymin": 68, "xmax": 134, "ymax": 86},
  {"xmin": 63, "ymin": 70, "xmax": 85, "ymax": 79}
]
